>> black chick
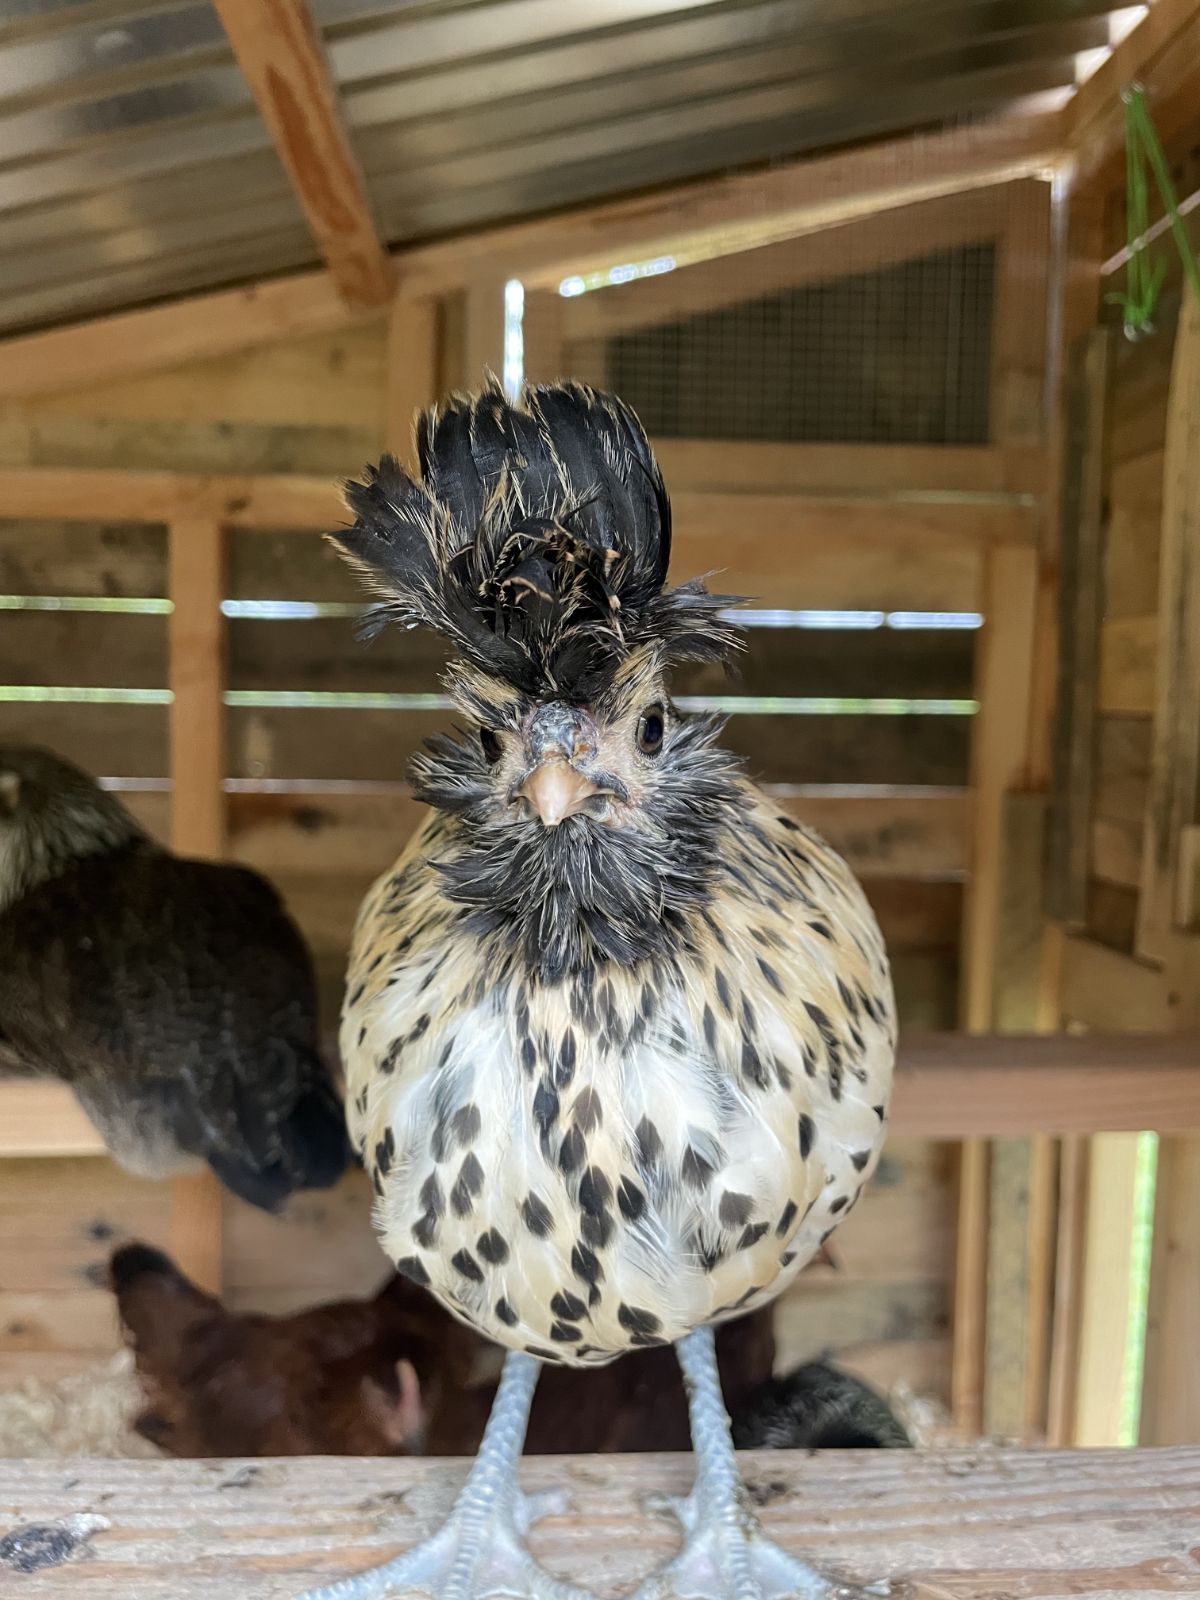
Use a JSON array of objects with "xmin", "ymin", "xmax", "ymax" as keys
[
  {"xmin": 0, "ymin": 745, "xmax": 347, "ymax": 1209},
  {"xmin": 731, "ymin": 1361, "xmax": 912, "ymax": 1451}
]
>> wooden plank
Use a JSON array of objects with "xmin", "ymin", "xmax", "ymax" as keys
[
  {"xmin": 655, "ymin": 438, "xmax": 1044, "ymax": 496},
  {"xmin": 1137, "ymin": 295, "xmax": 1200, "ymax": 961},
  {"xmin": 0, "ymin": 1083, "xmax": 107, "ymax": 1158},
  {"xmin": 984, "ymin": 793, "xmax": 1048, "ymax": 1438},
  {"xmin": 1141, "ymin": 1135, "xmax": 1200, "ymax": 1444},
  {"xmin": 1049, "ymin": 329, "xmax": 1109, "ymax": 924},
  {"xmin": 25, "ymin": 323, "xmax": 388, "ymax": 439},
  {"xmin": 384, "ymin": 295, "xmax": 439, "ymax": 464},
  {"xmin": 0, "ymin": 270, "xmax": 367, "ymax": 402},
  {"xmin": 1073, "ymin": 1133, "xmax": 1141, "ymax": 1446},
  {"xmin": 990, "ymin": 180, "xmax": 1052, "ymax": 448},
  {"xmin": 1097, "ymin": 616, "xmax": 1158, "ymax": 715},
  {"xmin": 0, "ymin": 467, "xmax": 340, "ymax": 529},
  {"xmin": 1059, "ymin": 932, "xmax": 1175, "ymax": 1032},
  {"xmin": 953, "ymin": 543, "xmax": 1038, "ymax": 1435},
  {"xmin": 2, "ymin": 1446, "xmax": 1198, "ymax": 1597},
  {"xmin": 1046, "ymin": 1132, "xmax": 1088, "ymax": 1446},
  {"xmin": 211, "ymin": 1, "xmax": 391, "ymax": 308},
  {"xmin": 167, "ymin": 519, "xmax": 227, "ymax": 1295},
  {"xmin": 5, "ymin": 1033, "xmax": 1199, "ymax": 1159}
]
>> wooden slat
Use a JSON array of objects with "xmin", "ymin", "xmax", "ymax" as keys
[
  {"xmin": 8, "ymin": 1033, "xmax": 1197, "ymax": 1159},
  {"xmin": 462, "ymin": 282, "xmax": 507, "ymax": 387},
  {"xmin": 1049, "ymin": 329, "xmax": 1109, "ymax": 924},
  {"xmin": 3, "ymin": 1446, "xmax": 1199, "ymax": 1597},
  {"xmin": 990, "ymin": 179, "xmax": 1051, "ymax": 448},
  {"xmin": 1046, "ymin": 1131, "xmax": 1089, "ymax": 1446},
  {"xmin": 0, "ymin": 1083, "xmax": 108, "ymax": 1157},
  {"xmin": 1072, "ymin": 1133, "xmax": 1141, "ymax": 1446},
  {"xmin": 0, "ymin": 271, "xmax": 369, "ymax": 402},
  {"xmin": 1141, "ymin": 1135, "xmax": 1200, "ymax": 1444},
  {"xmin": 384, "ymin": 295, "xmax": 439, "ymax": 463},
  {"xmin": 1137, "ymin": 295, "xmax": 1200, "ymax": 961},
  {"xmin": 953, "ymin": 542, "xmax": 1039, "ymax": 1434},
  {"xmin": 167, "ymin": 518, "xmax": 227, "ymax": 1295},
  {"xmin": 522, "ymin": 289, "xmax": 565, "ymax": 387},
  {"xmin": 655, "ymin": 438, "xmax": 1043, "ymax": 496},
  {"xmin": 212, "ymin": 0, "xmax": 391, "ymax": 308},
  {"xmin": 0, "ymin": 466, "xmax": 340, "ymax": 528}
]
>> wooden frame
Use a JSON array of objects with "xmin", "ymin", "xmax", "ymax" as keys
[{"xmin": 5, "ymin": 1031, "xmax": 1195, "ymax": 1159}]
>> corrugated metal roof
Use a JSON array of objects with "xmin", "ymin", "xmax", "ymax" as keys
[{"xmin": 0, "ymin": 0, "xmax": 1123, "ymax": 336}]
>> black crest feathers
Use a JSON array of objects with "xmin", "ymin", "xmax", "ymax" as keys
[{"xmin": 331, "ymin": 379, "xmax": 741, "ymax": 699}]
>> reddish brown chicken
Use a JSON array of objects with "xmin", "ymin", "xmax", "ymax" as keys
[{"xmin": 110, "ymin": 1243, "xmax": 904, "ymax": 1460}]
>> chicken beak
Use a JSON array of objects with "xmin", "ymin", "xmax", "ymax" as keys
[{"xmin": 518, "ymin": 760, "xmax": 599, "ymax": 827}]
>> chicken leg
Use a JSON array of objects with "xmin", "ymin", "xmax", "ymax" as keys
[
  {"xmin": 632, "ymin": 1327, "xmax": 888, "ymax": 1600},
  {"xmin": 299, "ymin": 1351, "xmax": 597, "ymax": 1600}
]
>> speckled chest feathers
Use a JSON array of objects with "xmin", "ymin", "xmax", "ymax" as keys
[{"xmin": 331, "ymin": 380, "xmax": 897, "ymax": 1365}]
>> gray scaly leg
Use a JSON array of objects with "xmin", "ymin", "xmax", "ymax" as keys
[
  {"xmin": 632, "ymin": 1327, "xmax": 888, "ymax": 1600},
  {"xmin": 299, "ymin": 1352, "xmax": 597, "ymax": 1600}
]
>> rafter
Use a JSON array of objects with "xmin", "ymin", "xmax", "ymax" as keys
[{"xmin": 212, "ymin": 0, "xmax": 392, "ymax": 309}]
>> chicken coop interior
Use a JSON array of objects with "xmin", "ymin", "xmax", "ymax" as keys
[{"xmin": 1, "ymin": 1, "xmax": 1200, "ymax": 1594}]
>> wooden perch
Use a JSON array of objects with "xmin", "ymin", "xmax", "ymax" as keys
[{"xmin": 0, "ymin": 1448, "xmax": 1196, "ymax": 1597}]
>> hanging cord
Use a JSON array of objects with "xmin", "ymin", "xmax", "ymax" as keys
[{"xmin": 1107, "ymin": 84, "xmax": 1200, "ymax": 340}]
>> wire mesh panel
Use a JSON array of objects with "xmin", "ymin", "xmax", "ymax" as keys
[{"xmin": 601, "ymin": 243, "xmax": 996, "ymax": 445}]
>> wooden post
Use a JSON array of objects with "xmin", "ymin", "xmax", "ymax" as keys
[
  {"xmin": 167, "ymin": 518, "xmax": 228, "ymax": 1295},
  {"xmin": 462, "ymin": 280, "xmax": 507, "ymax": 389},
  {"xmin": 522, "ymin": 288, "xmax": 565, "ymax": 386},
  {"xmin": 953, "ymin": 541, "xmax": 1038, "ymax": 1434},
  {"xmin": 386, "ymin": 295, "xmax": 439, "ymax": 464},
  {"xmin": 1137, "ymin": 293, "xmax": 1200, "ymax": 1444},
  {"xmin": 1073, "ymin": 1133, "xmax": 1142, "ymax": 1444}
]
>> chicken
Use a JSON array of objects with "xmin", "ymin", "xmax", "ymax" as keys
[
  {"xmin": 111, "ymin": 1244, "xmax": 908, "ymax": 1461},
  {"xmin": 108, "ymin": 1243, "xmax": 781, "ymax": 1459},
  {"xmin": 304, "ymin": 380, "xmax": 896, "ymax": 1600},
  {"xmin": 0, "ymin": 747, "xmax": 348, "ymax": 1209}
]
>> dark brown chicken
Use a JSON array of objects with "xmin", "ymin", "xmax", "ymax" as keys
[{"xmin": 110, "ymin": 1243, "xmax": 907, "ymax": 1460}]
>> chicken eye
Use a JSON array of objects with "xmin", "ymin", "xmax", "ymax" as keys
[
  {"xmin": 636, "ymin": 705, "xmax": 665, "ymax": 756},
  {"xmin": 480, "ymin": 728, "xmax": 503, "ymax": 765}
]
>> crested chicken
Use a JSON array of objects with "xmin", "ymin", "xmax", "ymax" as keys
[
  {"xmin": 303, "ymin": 380, "xmax": 896, "ymax": 1600},
  {"xmin": 0, "ymin": 746, "xmax": 347, "ymax": 1209}
]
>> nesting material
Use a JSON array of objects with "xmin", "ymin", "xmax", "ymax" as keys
[{"xmin": 0, "ymin": 1351, "xmax": 159, "ymax": 1459}]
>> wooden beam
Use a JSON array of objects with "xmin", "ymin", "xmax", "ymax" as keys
[
  {"xmin": 212, "ymin": 0, "xmax": 392, "ymax": 309},
  {"xmin": 167, "ymin": 518, "xmax": 228, "ymax": 1296},
  {"xmin": 1069, "ymin": 0, "xmax": 1200, "ymax": 183},
  {"xmin": 1060, "ymin": 931, "xmax": 1178, "ymax": 1032},
  {"xmin": 0, "ymin": 114, "xmax": 1063, "ymax": 401},
  {"xmin": 5, "ymin": 1032, "xmax": 1198, "ymax": 1159},
  {"xmin": 0, "ymin": 271, "xmax": 367, "ymax": 403},
  {"xmin": 0, "ymin": 466, "xmax": 341, "ymax": 528}
]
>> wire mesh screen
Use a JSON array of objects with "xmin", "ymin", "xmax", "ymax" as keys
[{"xmin": 595, "ymin": 242, "xmax": 996, "ymax": 445}]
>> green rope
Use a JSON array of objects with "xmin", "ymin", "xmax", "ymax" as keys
[{"xmin": 1107, "ymin": 84, "xmax": 1200, "ymax": 339}]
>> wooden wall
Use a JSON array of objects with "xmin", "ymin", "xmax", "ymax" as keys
[{"xmin": 0, "ymin": 184, "xmax": 1055, "ymax": 1405}]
